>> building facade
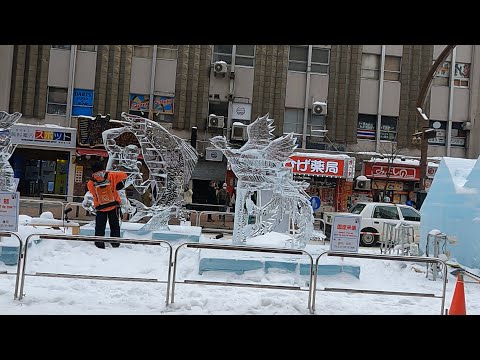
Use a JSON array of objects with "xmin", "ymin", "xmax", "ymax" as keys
[{"xmin": 0, "ymin": 45, "xmax": 478, "ymax": 207}]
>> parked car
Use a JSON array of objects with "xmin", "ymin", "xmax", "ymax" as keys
[{"xmin": 323, "ymin": 202, "xmax": 421, "ymax": 247}]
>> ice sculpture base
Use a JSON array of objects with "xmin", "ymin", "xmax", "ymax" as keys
[
  {"xmin": 197, "ymin": 235, "xmax": 360, "ymax": 278},
  {"xmin": 79, "ymin": 222, "xmax": 201, "ymax": 243},
  {"xmin": 0, "ymin": 242, "xmax": 33, "ymax": 266}
]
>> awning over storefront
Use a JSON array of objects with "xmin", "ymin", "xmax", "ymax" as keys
[
  {"xmin": 192, "ymin": 160, "xmax": 227, "ymax": 181},
  {"xmin": 76, "ymin": 148, "xmax": 109, "ymax": 157},
  {"xmin": 76, "ymin": 148, "xmax": 144, "ymax": 159}
]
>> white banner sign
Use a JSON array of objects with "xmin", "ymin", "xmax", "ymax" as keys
[
  {"xmin": 330, "ymin": 214, "xmax": 361, "ymax": 253},
  {"xmin": 0, "ymin": 192, "xmax": 20, "ymax": 232},
  {"xmin": 10, "ymin": 124, "xmax": 77, "ymax": 149}
]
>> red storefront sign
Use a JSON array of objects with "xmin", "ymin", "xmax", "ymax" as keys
[
  {"xmin": 286, "ymin": 156, "xmax": 345, "ymax": 177},
  {"xmin": 364, "ymin": 163, "xmax": 419, "ymax": 181}
]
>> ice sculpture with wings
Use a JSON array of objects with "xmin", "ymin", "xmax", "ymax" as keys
[
  {"xmin": 0, "ymin": 111, "xmax": 22, "ymax": 192},
  {"xmin": 210, "ymin": 114, "xmax": 315, "ymax": 248}
]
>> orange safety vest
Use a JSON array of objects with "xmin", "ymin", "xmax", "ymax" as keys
[{"xmin": 87, "ymin": 170, "xmax": 128, "ymax": 212}]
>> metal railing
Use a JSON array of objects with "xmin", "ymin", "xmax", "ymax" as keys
[
  {"xmin": 0, "ymin": 232, "xmax": 23, "ymax": 299},
  {"xmin": 196, "ymin": 210, "xmax": 234, "ymax": 228},
  {"xmin": 19, "ymin": 199, "xmax": 66, "ymax": 221},
  {"xmin": 314, "ymin": 218, "xmax": 326, "ymax": 232},
  {"xmin": 311, "ymin": 251, "xmax": 448, "ymax": 315},
  {"xmin": 171, "ymin": 242, "xmax": 315, "ymax": 311},
  {"xmin": 18, "ymin": 233, "xmax": 173, "ymax": 305}
]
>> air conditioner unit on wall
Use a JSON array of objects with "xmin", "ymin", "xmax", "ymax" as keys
[
  {"xmin": 205, "ymin": 147, "xmax": 223, "ymax": 162},
  {"xmin": 462, "ymin": 121, "xmax": 472, "ymax": 131},
  {"xmin": 213, "ymin": 61, "xmax": 228, "ymax": 75},
  {"xmin": 231, "ymin": 122, "xmax": 248, "ymax": 141},
  {"xmin": 312, "ymin": 101, "xmax": 327, "ymax": 116},
  {"xmin": 355, "ymin": 179, "xmax": 371, "ymax": 191},
  {"xmin": 208, "ymin": 114, "xmax": 225, "ymax": 128}
]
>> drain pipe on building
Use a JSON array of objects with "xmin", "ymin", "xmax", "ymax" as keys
[
  {"xmin": 301, "ymin": 45, "xmax": 313, "ymax": 149},
  {"xmin": 226, "ymin": 46, "xmax": 237, "ymax": 141},
  {"xmin": 66, "ymin": 45, "xmax": 77, "ymax": 129},
  {"xmin": 149, "ymin": 45, "xmax": 158, "ymax": 121},
  {"xmin": 446, "ymin": 47, "xmax": 457, "ymax": 157},
  {"xmin": 375, "ymin": 45, "xmax": 386, "ymax": 154}
]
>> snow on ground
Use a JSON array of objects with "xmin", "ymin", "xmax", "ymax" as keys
[{"xmin": 1, "ymin": 223, "xmax": 479, "ymax": 315}]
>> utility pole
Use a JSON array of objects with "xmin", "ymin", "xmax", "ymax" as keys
[{"xmin": 414, "ymin": 45, "xmax": 456, "ymax": 208}]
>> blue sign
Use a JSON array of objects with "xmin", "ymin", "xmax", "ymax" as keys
[
  {"xmin": 72, "ymin": 89, "xmax": 94, "ymax": 116},
  {"xmin": 310, "ymin": 196, "xmax": 321, "ymax": 211}
]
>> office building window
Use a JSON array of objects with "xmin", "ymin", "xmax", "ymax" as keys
[
  {"xmin": 428, "ymin": 120, "xmax": 447, "ymax": 146},
  {"xmin": 380, "ymin": 116, "xmax": 397, "ymax": 141},
  {"xmin": 133, "ymin": 45, "xmax": 153, "ymax": 58},
  {"xmin": 311, "ymin": 47, "xmax": 329, "ymax": 74},
  {"xmin": 284, "ymin": 108, "xmax": 305, "ymax": 134},
  {"xmin": 51, "ymin": 45, "xmax": 71, "ymax": 50},
  {"xmin": 361, "ymin": 53, "xmax": 380, "ymax": 79},
  {"xmin": 78, "ymin": 45, "xmax": 96, "ymax": 52},
  {"xmin": 213, "ymin": 45, "xmax": 233, "ymax": 64},
  {"xmin": 212, "ymin": 45, "xmax": 255, "ymax": 67},
  {"xmin": 454, "ymin": 62, "xmax": 470, "ymax": 87},
  {"xmin": 288, "ymin": 46, "xmax": 329, "ymax": 74},
  {"xmin": 384, "ymin": 56, "xmax": 401, "ymax": 81},
  {"xmin": 46, "ymin": 87, "xmax": 68, "ymax": 115},
  {"xmin": 357, "ymin": 114, "xmax": 377, "ymax": 139},
  {"xmin": 235, "ymin": 45, "xmax": 255, "ymax": 67},
  {"xmin": 433, "ymin": 61, "xmax": 450, "ymax": 86},
  {"xmin": 157, "ymin": 45, "xmax": 178, "ymax": 60},
  {"xmin": 451, "ymin": 122, "xmax": 467, "ymax": 147}
]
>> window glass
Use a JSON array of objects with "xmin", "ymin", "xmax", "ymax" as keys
[
  {"xmin": 357, "ymin": 114, "xmax": 377, "ymax": 140},
  {"xmin": 380, "ymin": 116, "xmax": 397, "ymax": 141},
  {"xmin": 384, "ymin": 56, "xmax": 401, "ymax": 81},
  {"xmin": 134, "ymin": 45, "xmax": 153, "ymax": 58},
  {"xmin": 373, "ymin": 205, "xmax": 400, "ymax": 220},
  {"xmin": 78, "ymin": 45, "xmax": 96, "ymax": 52},
  {"xmin": 52, "ymin": 45, "xmax": 71, "ymax": 50},
  {"xmin": 400, "ymin": 206, "xmax": 420, "ymax": 221},
  {"xmin": 349, "ymin": 203, "xmax": 366, "ymax": 214},
  {"xmin": 47, "ymin": 87, "xmax": 68, "ymax": 115},
  {"xmin": 361, "ymin": 53, "xmax": 380, "ymax": 79}
]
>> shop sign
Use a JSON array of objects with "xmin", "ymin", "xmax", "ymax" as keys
[
  {"xmin": 286, "ymin": 156, "xmax": 345, "ymax": 177},
  {"xmin": 364, "ymin": 163, "xmax": 419, "ymax": 181},
  {"xmin": 10, "ymin": 124, "xmax": 76, "ymax": 149}
]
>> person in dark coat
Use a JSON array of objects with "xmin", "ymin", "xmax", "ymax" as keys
[{"xmin": 206, "ymin": 180, "xmax": 217, "ymax": 222}]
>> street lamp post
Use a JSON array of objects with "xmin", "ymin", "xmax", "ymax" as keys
[{"xmin": 414, "ymin": 45, "xmax": 456, "ymax": 208}]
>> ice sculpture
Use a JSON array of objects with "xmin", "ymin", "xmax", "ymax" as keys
[
  {"xmin": 420, "ymin": 156, "xmax": 480, "ymax": 270},
  {"xmin": 210, "ymin": 114, "xmax": 315, "ymax": 248},
  {"xmin": 100, "ymin": 112, "xmax": 198, "ymax": 230},
  {"xmin": 0, "ymin": 111, "xmax": 22, "ymax": 192}
]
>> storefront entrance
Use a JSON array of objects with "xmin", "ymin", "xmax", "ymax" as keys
[{"xmin": 10, "ymin": 148, "xmax": 70, "ymax": 196}]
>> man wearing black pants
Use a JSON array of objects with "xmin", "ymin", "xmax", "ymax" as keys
[{"xmin": 87, "ymin": 161, "xmax": 128, "ymax": 249}]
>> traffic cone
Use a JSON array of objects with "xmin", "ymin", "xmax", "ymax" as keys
[{"xmin": 449, "ymin": 272, "xmax": 466, "ymax": 315}]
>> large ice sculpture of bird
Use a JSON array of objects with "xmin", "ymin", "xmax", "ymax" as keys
[
  {"xmin": 210, "ymin": 113, "xmax": 314, "ymax": 247},
  {"xmin": 0, "ymin": 111, "xmax": 22, "ymax": 192}
]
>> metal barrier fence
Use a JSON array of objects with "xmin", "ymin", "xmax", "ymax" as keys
[
  {"xmin": 0, "ymin": 232, "xmax": 23, "ymax": 299},
  {"xmin": 196, "ymin": 210, "xmax": 234, "ymax": 228},
  {"xmin": 311, "ymin": 251, "xmax": 448, "ymax": 315},
  {"xmin": 314, "ymin": 218, "xmax": 326, "ymax": 232},
  {"xmin": 18, "ymin": 233, "xmax": 173, "ymax": 306},
  {"xmin": 171, "ymin": 242, "xmax": 315, "ymax": 311},
  {"xmin": 19, "ymin": 199, "xmax": 66, "ymax": 221}
]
